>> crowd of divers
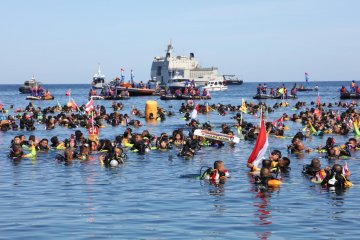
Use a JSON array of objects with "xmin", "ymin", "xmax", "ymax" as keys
[{"xmin": 2, "ymin": 99, "xmax": 358, "ymax": 192}]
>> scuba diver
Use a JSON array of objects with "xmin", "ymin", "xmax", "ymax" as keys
[
  {"xmin": 321, "ymin": 164, "xmax": 352, "ymax": 189},
  {"xmin": 200, "ymin": 161, "xmax": 230, "ymax": 181},
  {"xmin": 100, "ymin": 146, "xmax": 127, "ymax": 167}
]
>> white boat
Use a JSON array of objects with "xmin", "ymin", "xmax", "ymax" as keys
[
  {"xmin": 203, "ymin": 77, "xmax": 228, "ymax": 91},
  {"xmin": 91, "ymin": 65, "xmax": 106, "ymax": 89},
  {"xmin": 151, "ymin": 42, "xmax": 223, "ymax": 87}
]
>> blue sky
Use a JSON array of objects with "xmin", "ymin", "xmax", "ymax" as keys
[{"xmin": 0, "ymin": 0, "xmax": 359, "ymax": 84}]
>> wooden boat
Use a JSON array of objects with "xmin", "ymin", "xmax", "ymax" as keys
[
  {"xmin": 116, "ymin": 86, "xmax": 154, "ymax": 96},
  {"xmin": 26, "ymin": 95, "xmax": 54, "ymax": 100}
]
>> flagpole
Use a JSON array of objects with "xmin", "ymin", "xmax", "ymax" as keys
[{"xmin": 91, "ymin": 109, "xmax": 94, "ymax": 133}]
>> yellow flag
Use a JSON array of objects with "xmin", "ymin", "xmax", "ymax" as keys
[{"xmin": 240, "ymin": 98, "xmax": 247, "ymax": 114}]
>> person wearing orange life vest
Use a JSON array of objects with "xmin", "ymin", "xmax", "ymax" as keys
[
  {"xmin": 356, "ymin": 86, "xmax": 360, "ymax": 94},
  {"xmin": 340, "ymin": 86, "xmax": 348, "ymax": 93},
  {"xmin": 254, "ymin": 167, "xmax": 282, "ymax": 188}
]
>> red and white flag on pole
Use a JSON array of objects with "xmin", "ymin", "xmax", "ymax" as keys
[
  {"xmin": 316, "ymin": 92, "xmax": 321, "ymax": 107},
  {"xmin": 85, "ymin": 99, "xmax": 95, "ymax": 113},
  {"xmin": 70, "ymin": 98, "xmax": 78, "ymax": 110},
  {"xmin": 65, "ymin": 89, "xmax": 71, "ymax": 96},
  {"xmin": 191, "ymin": 103, "xmax": 200, "ymax": 119},
  {"xmin": 247, "ymin": 115, "xmax": 269, "ymax": 168},
  {"xmin": 343, "ymin": 161, "xmax": 350, "ymax": 176}
]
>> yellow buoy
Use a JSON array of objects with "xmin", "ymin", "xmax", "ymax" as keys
[{"xmin": 145, "ymin": 100, "xmax": 157, "ymax": 121}]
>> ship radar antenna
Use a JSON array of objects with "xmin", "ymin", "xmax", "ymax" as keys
[
  {"xmin": 166, "ymin": 39, "xmax": 173, "ymax": 58},
  {"xmin": 97, "ymin": 63, "xmax": 102, "ymax": 74}
]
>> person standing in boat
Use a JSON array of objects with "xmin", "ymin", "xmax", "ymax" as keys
[
  {"xmin": 184, "ymin": 79, "xmax": 190, "ymax": 88},
  {"xmin": 351, "ymin": 80, "xmax": 357, "ymax": 92},
  {"xmin": 269, "ymin": 87, "xmax": 275, "ymax": 96},
  {"xmin": 262, "ymin": 84, "xmax": 267, "ymax": 94},
  {"xmin": 282, "ymin": 84, "xmax": 288, "ymax": 97},
  {"xmin": 202, "ymin": 88, "xmax": 208, "ymax": 97},
  {"xmin": 257, "ymin": 84, "xmax": 262, "ymax": 94}
]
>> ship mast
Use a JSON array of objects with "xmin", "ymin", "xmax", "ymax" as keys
[{"xmin": 165, "ymin": 40, "xmax": 173, "ymax": 59}]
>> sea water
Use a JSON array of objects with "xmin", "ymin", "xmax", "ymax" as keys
[{"xmin": 0, "ymin": 82, "xmax": 359, "ymax": 239}]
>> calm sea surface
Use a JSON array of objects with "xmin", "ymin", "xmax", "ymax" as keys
[{"xmin": 0, "ymin": 81, "xmax": 360, "ymax": 239}]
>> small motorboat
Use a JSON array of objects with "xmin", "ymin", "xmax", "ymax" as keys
[
  {"xmin": 203, "ymin": 78, "xmax": 228, "ymax": 91},
  {"xmin": 91, "ymin": 65, "xmax": 106, "ymax": 89},
  {"xmin": 223, "ymin": 75, "xmax": 243, "ymax": 85},
  {"xmin": 19, "ymin": 75, "xmax": 41, "ymax": 94}
]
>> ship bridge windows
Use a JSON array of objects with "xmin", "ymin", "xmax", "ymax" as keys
[{"xmin": 157, "ymin": 66, "xmax": 162, "ymax": 76}]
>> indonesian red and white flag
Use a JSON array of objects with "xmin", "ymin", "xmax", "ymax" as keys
[
  {"xmin": 191, "ymin": 103, "xmax": 200, "ymax": 119},
  {"xmin": 247, "ymin": 115, "xmax": 269, "ymax": 168},
  {"xmin": 343, "ymin": 161, "xmax": 350, "ymax": 176},
  {"xmin": 70, "ymin": 98, "xmax": 78, "ymax": 110},
  {"xmin": 272, "ymin": 116, "xmax": 284, "ymax": 127},
  {"xmin": 65, "ymin": 89, "xmax": 71, "ymax": 96},
  {"xmin": 316, "ymin": 92, "xmax": 321, "ymax": 107},
  {"xmin": 85, "ymin": 99, "xmax": 95, "ymax": 113}
]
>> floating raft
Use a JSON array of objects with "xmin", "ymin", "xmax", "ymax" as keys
[
  {"xmin": 91, "ymin": 95, "xmax": 130, "ymax": 100},
  {"xmin": 340, "ymin": 93, "xmax": 360, "ymax": 99},
  {"xmin": 160, "ymin": 95, "xmax": 212, "ymax": 101},
  {"xmin": 253, "ymin": 94, "xmax": 297, "ymax": 100},
  {"xmin": 26, "ymin": 95, "xmax": 54, "ymax": 100}
]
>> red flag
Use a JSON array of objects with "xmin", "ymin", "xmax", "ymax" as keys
[
  {"xmin": 247, "ymin": 116, "xmax": 269, "ymax": 168},
  {"xmin": 191, "ymin": 103, "xmax": 200, "ymax": 119},
  {"xmin": 85, "ymin": 99, "xmax": 95, "ymax": 113},
  {"xmin": 65, "ymin": 89, "xmax": 71, "ymax": 96}
]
